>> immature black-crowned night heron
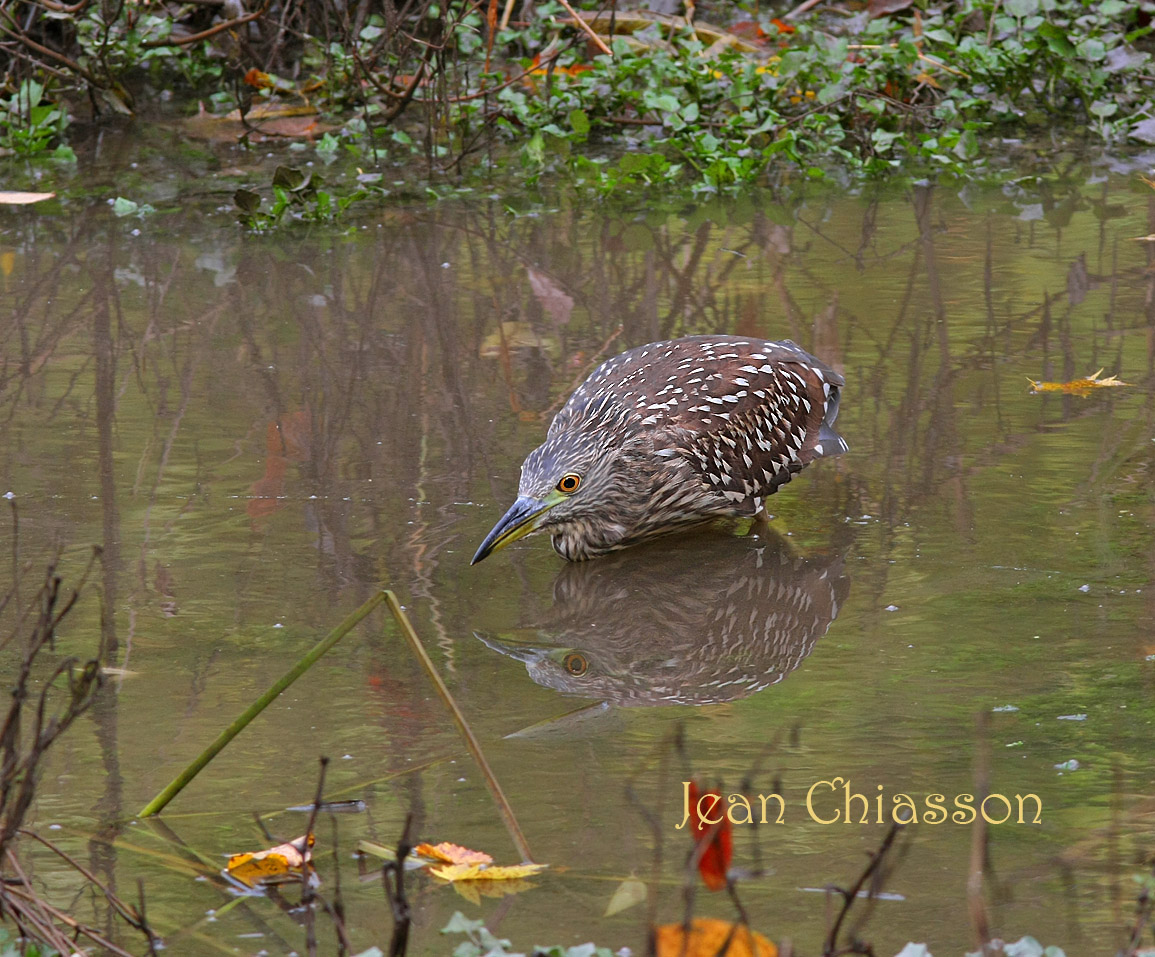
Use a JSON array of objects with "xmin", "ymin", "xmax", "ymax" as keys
[{"xmin": 472, "ymin": 335, "xmax": 848, "ymax": 564}]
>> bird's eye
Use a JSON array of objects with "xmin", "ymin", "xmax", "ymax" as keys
[
  {"xmin": 556, "ymin": 473, "xmax": 581, "ymax": 494},
  {"xmin": 563, "ymin": 653, "xmax": 588, "ymax": 676}
]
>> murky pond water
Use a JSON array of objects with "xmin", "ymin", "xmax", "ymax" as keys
[{"xmin": 3, "ymin": 151, "xmax": 1155, "ymax": 956}]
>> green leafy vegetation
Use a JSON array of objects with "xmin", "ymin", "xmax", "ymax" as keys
[
  {"xmin": 0, "ymin": 80, "xmax": 74, "ymax": 159},
  {"xmin": 233, "ymin": 165, "xmax": 367, "ymax": 230},
  {"xmin": 0, "ymin": 1, "xmax": 1151, "ymax": 201}
]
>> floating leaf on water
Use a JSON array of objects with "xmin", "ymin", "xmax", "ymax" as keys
[
  {"xmin": 428, "ymin": 862, "xmax": 545, "ymax": 882},
  {"xmin": 415, "ymin": 842, "xmax": 494, "ymax": 866},
  {"xmin": 0, "ymin": 192, "xmax": 55, "ymax": 205},
  {"xmin": 225, "ymin": 833, "xmax": 314, "ymax": 888},
  {"xmin": 449, "ymin": 876, "xmax": 536, "ymax": 905},
  {"xmin": 1026, "ymin": 369, "xmax": 1128, "ymax": 395},
  {"xmin": 604, "ymin": 875, "xmax": 647, "ymax": 916},
  {"xmin": 653, "ymin": 918, "xmax": 777, "ymax": 957},
  {"xmin": 355, "ymin": 839, "xmax": 396, "ymax": 861}
]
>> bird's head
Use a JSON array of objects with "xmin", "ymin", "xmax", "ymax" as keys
[{"xmin": 471, "ymin": 429, "xmax": 628, "ymax": 564}]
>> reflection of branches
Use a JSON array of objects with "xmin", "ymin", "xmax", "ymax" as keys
[{"xmin": 0, "ymin": 546, "xmax": 159, "ymax": 954}]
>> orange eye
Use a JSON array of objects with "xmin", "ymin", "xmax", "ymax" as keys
[
  {"xmin": 563, "ymin": 653, "xmax": 588, "ymax": 676},
  {"xmin": 557, "ymin": 473, "xmax": 581, "ymax": 494}
]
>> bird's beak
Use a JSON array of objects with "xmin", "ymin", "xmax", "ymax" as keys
[{"xmin": 471, "ymin": 493, "xmax": 562, "ymax": 565}]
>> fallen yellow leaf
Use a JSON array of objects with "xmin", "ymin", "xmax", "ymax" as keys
[
  {"xmin": 414, "ymin": 841, "xmax": 493, "ymax": 866},
  {"xmin": 429, "ymin": 862, "xmax": 546, "ymax": 882},
  {"xmin": 653, "ymin": 918, "xmax": 778, "ymax": 957},
  {"xmin": 225, "ymin": 834, "xmax": 314, "ymax": 888},
  {"xmin": 450, "ymin": 877, "xmax": 537, "ymax": 905},
  {"xmin": 1027, "ymin": 369, "xmax": 1129, "ymax": 395}
]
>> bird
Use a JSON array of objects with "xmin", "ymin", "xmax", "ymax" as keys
[
  {"xmin": 476, "ymin": 532, "xmax": 850, "ymax": 706},
  {"xmin": 471, "ymin": 334, "xmax": 848, "ymax": 564}
]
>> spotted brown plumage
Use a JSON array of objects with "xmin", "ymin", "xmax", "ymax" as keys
[
  {"xmin": 476, "ymin": 533, "xmax": 850, "ymax": 706},
  {"xmin": 472, "ymin": 335, "xmax": 848, "ymax": 563}
]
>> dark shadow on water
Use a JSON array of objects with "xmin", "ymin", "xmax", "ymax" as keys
[{"xmin": 476, "ymin": 529, "xmax": 849, "ymax": 706}]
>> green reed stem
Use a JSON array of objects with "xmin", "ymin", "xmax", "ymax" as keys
[
  {"xmin": 138, "ymin": 591, "xmax": 386, "ymax": 817},
  {"xmin": 383, "ymin": 590, "xmax": 534, "ymax": 863}
]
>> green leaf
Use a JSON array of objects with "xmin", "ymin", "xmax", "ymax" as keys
[
  {"xmin": 111, "ymin": 197, "xmax": 139, "ymax": 217},
  {"xmin": 1077, "ymin": 37, "xmax": 1106, "ymax": 61},
  {"xmin": 1004, "ymin": 0, "xmax": 1038, "ymax": 16},
  {"xmin": 1036, "ymin": 22, "xmax": 1074, "ymax": 56},
  {"xmin": 568, "ymin": 109, "xmax": 590, "ymax": 137},
  {"xmin": 953, "ymin": 128, "xmax": 979, "ymax": 160},
  {"xmin": 619, "ymin": 152, "xmax": 653, "ymax": 173}
]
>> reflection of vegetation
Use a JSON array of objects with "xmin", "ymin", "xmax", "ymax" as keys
[{"xmin": 0, "ymin": 550, "xmax": 160, "ymax": 954}]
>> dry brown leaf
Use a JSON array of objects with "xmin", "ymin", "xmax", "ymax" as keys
[
  {"xmin": 0, "ymin": 192, "xmax": 55, "ymax": 205},
  {"xmin": 1027, "ymin": 369, "xmax": 1129, "ymax": 395},
  {"xmin": 653, "ymin": 918, "xmax": 778, "ymax": 957}
]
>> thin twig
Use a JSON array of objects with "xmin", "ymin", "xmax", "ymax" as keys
[
  {"xmin": 822, "ymin": 821, "xmax": 904, "ymax": 956},
  {"xmin": 141, "ymin": 0, "xmax": 273, "ymax": 47},
  {"xmin": 553, "ymin": 1, "xmax": 612, "ymax": 56},
  {"xmin": 384, "ymin": 592, "xmax": 534, "ymax": 863},
  {"xmin": 784, "ymin": 0, "xmax": 823, "ymax": 21}
]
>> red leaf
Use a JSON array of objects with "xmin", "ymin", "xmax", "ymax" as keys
[{"xmin": 687, "ymin": 781, "xmax": 732, "ymax": 891}]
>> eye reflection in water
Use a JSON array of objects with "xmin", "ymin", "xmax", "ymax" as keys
[{"xmin": 476, "ymin": 529, "xmax": 850, "ymax": 707}]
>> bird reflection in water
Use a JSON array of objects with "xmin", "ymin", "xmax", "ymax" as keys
[{"xmin": 476, "ymin": 530, "xmax": 849, "ymax": 707}]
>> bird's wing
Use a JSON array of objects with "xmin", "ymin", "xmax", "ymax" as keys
[
  {"xmin": 634, "ymin": 338, "xmax": 845, "ymax": 505},
  {"xmin": 546, "ymin": 337, "xmax": 845, "ymax": 505}
]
